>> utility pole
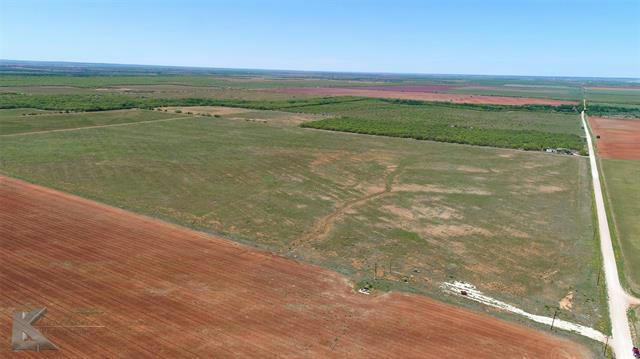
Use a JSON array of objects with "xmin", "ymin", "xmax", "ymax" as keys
[
  {"xmin": 603, "ymin": 336, "xmax": 609, "ymax": 356},
  {"xmin": 374, "ymin": 262, "xmax": 377, "ymax": 280},
  {"xmin": 550, "ymin": 309, "xmax": 558, "ymax": 331}
]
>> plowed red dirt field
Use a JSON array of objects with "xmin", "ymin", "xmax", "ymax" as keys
[
  {"xmin": 351, "ymin": 85, "xmax": 455, "ymax": 92},
  {"xmin": 0, "ymin": 176, "xmax": 589, "ymax": 358},
  {"xmin": 271, "ymin": 87, "xmax": 575, "ymax": 106},
  {"xmin": 589, "ymin": 117, "xmax": 640, "ymax": 160}
]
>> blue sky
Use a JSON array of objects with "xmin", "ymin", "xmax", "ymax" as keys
[{"xmin": 1, "ymin": 0, "xmax": 639, "ymax": 77}]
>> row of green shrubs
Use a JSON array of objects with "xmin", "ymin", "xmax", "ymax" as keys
[
  {"xmin": 585, "ymin": 104, "xmax": 640, "ymax": 117},
  {"xmin": 0, "ymin": 93, "xmax": 365, "ymax": 112},
  {"xmin": 379, "ymin": 98, "xmax": 581, "ymax": 113},
  {"xmin": 0, "ymin": 92, "xmax": 595, "ymax": 114},
  {"xmin": 302, "ymin": 116, "xmax": 586, "ymax": 152}
]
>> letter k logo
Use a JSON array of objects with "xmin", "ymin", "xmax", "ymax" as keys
[{"xmin": 11, "ymin": 308, "xmax": 58, "ymax": 352}]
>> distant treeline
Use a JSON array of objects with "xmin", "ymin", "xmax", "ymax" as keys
[
  {"xmin": 379, "ymin": 98, "xmax": 581, "ymax": 113},
  {"xmin": 302, "ymin": 116, "xmax": 586, "ymax": 153},
  {"xmin": 0, "ymin": 93, "xmax": 365, "ymax": 112},
  {"xmin": 380, "ymin": 98, "xmax": 640, "ymax": 117},
  {"xmin": 1, "ymin": 92, "xmax": 592, "ymax": 114},
  {"xmin": 584, "ymin": 104, "xmax": 640, "ymax": 117}
]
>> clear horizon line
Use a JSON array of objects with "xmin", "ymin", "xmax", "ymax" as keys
[{"xmin": 2, "ymin": 58, "xmax": 639, "ymax": 81}]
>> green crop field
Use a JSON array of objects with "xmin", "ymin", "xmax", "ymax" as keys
[
  {"xmin": 0, "ymin": 108, "xmax": 179, "ymax": 135},
  {"xmin": 0, "ymin": 74, "xmax": 386, "ymax": 89},
  {"xmin": 600, "ymin": 159, "xmax": 640, "ymax": 295},
  {"xmin": 585, "ymin": 88, "xmax": 640, "ymax": 106},
  {"xmin": 0, "ymin": 108, "xmax": 607, "ymax": 332}
]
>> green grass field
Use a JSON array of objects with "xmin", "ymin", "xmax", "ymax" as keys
[
  {"xmin": 0, "ymin": 74, "xmax": 386, "ymax": 89},
  {"xmin": 0, "ymin": 108, "xmax": 607, "ymax": 332},
  {"xmin": 586, "ymin": 87, "xmax": 640, "ymax": 106},
  {"xmin": 0, "ymin": 108, "xmax": 179, "ymax": 135},
  {"xmin": 600, "ymin": 159, "xmax": 640, "ymax": 295}
]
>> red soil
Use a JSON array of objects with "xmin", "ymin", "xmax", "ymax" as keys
[
  {"xmin": 352, "ymin": 85, "xmax": 455, "ymax": 92},
  {"xmin": 271, "ymin": 87, "xmax": 576, "ymax": 106},
  {"xmin": 589, "ymin": 117, "xmax": 640, "ymax": 160},
  {"xmin": 585, "ymin": 86, "xmax": 640, "ymax": 91},
  {"xmin": 0, "ymin": 176, "xmax": 589, "ymax": 358}
]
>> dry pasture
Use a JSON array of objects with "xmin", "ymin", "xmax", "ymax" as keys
[{"xmin": 0, "ymin": 176, "xmax": 591, "ymax": 358}]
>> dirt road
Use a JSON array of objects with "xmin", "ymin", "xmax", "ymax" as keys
[
  {"xmin": 582, "ymin": 110, "xmax": 639, "ymax": 358},
  {"xmin": 0, "ymin": 175, "xmax": 589, "ymax": 358}
]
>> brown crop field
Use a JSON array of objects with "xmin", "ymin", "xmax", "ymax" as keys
[
  {"xmin": 588, "ymin": 117, "xmax": 640, "ymax": 160},
  {"xmin": 350, "ymin": 85, "xmax": 455, "ymax": 92},
  {"xmin": 270, "ymin": 87, "xmax": 576, "ymax": 106},
  {"xmin": 0, "ymin": 175, "xmax": 590, "ymax": 358}
]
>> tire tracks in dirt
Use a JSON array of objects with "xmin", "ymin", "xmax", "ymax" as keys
[{"xmin": 289, "ymin": 164, "xmax": 402, "ymax": 251}]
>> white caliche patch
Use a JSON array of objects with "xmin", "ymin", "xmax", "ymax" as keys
[{"xmin": 441, "ymin": 281, "xmax": 607, "ymax": 343}]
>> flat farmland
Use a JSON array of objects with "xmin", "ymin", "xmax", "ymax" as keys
[
  {"xmin": 450, "ymin": 85, "xmax": 582, "ymax": 102},
  {"xmin": 588, "ymin": 116, "xmax": 640, "ymax": 160},
  {"xmin": 0, "ymin": 108, "xmax": 608, "ymax": 337},
  {"xmin": 600, "ymin": 159, "xmax": 640, "ymax": 295},
  {"xmin": 0, "ymin": 176, "xmax": 592, "ymax": 358},
  {"xmin": 0, "ymin": 84, "xmax": 321, "ymax": 101},
  {"xmin": 293, "ymin": 99, "xmax": 585, "ymax": 151},
  {"xmin": 0, "ymin": 74, "xmax": 387, "ymax": 88},
  {"xmin": 0, "ymin": 108, "xmax": 181, "ymax": 135},
  {"xmin": 270, "ymin": 87, "xmax": 576, "ymax": 106},
  {"xmin": 288, "ymin": 99, "xmax": 583, "ymax": 135},
  {"xmin": 585, "ymin": 87, "xmax": 640, "ymax": 106}
]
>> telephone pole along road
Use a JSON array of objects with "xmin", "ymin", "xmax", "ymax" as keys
[{"xmin": 581, "ymin": 110, "xmax": 638, "ymax": 359}]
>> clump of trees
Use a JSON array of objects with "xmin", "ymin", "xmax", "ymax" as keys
[
  {"xmin": 379, "ymin": 98, "xmax": 580, "ymax": 113},
  {"xmin": 0, "ymin": 93, "xmax": 364, "ymax": 112}
]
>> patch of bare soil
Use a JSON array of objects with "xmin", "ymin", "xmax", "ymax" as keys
[
  {"xmin": 351, "ymin": 85, "xmax": 455, "ymax": 92},
  {"xmin": 560, "ymin": 291, "xmax": 574, "ymax": 310},
  {"xmin": 499, "ymin": 226, "xmax": 531, "ymax": 239},
  {"xmin": 538, "ymin": 185, "xmax": 565, "ymax": 193},
  {"xmin": 159, "ymin": 106, "xmax": 254, "ymax": 116},
  {"xmin": 456, "ymin": 165, "xmax": 490, "ymax": 173},
  {"xmin": 419, "ymin": 224, "xmax": 492, "ymax": 238},
  {"xmin": 589, "ymin": 116, "xmax": 640, "ymax": 160},
  {"xmin": 393, "ymin": 183, "xmax": 491, "ymax": 196},
  {"xmin": 383, "ymin": 203, "xmax": 462, "ymax": 222}
]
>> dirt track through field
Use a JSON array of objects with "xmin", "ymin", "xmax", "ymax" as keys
[
  {"xmin": 271, "ymin": 87, "xmax": 576, "ymax": 106},
  {"xmin": 588, "ymin": 116, "xmax": 640, "ymax": 160},
  {"xmin": 0, "ymin": 116, "xmax": 192, "ymax": 137},
  {"xmin": 0, "ymin": 176, "xmax": 590, "ymax": 358},
  {"xmin": 289, "ymin": 166, "xmax": 400, "ymax": 251}
]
